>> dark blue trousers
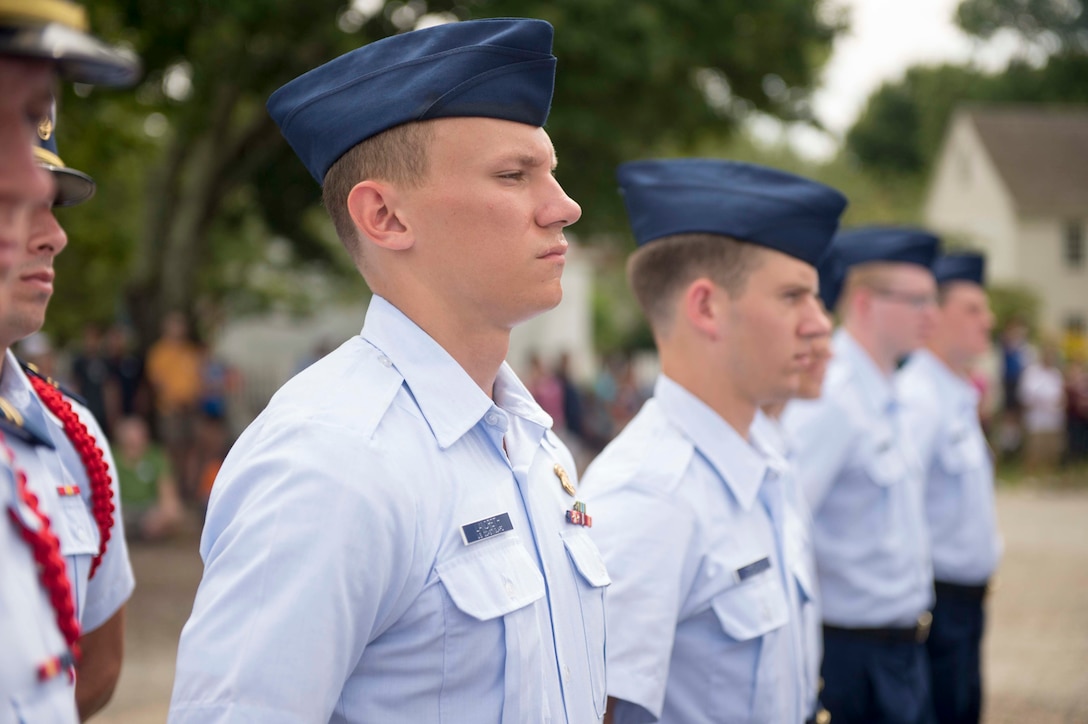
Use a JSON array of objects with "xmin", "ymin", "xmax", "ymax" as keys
[
  {"xmin": 821, "ymin": 627, "xmax": 935, "ymax": 724},
  {"xmin": 927, "ymin": 583, "xmax": 986, "ymax": 724}
]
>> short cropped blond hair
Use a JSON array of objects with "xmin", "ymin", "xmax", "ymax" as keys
[
  {"xmin": 626, "ymin": 233, "xmax": 766, "ymax": 330},
  {"xmin": 321, "ymin": 121, "xmax": 434, "ymax": 260}
]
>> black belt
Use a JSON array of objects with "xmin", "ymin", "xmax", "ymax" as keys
[
  {"xmin": 935, "ymin": 580, "xmax": 989, "ymax": 602},
  {"xmin": 823, "ymin": 612, "xmax": 933, "ymax": 645}
]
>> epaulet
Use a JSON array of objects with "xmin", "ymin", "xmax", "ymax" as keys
[
  {"xmin": 0, "ymin": 396, "xmax": 56, "ymax": 450},
  {"xmin": 19, "ymin": 359, "xmax": 90, "ymax": 408}
]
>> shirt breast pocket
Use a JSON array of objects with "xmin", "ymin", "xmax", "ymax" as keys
[
  {"xmin": 436, "ymin": 536, "xmax": 547, "ymax": 721},
  {"xmin": 865, "ymin": 437, "xmax": 908, "ymax": 488},
  {"xmin": 562, "ymin": 529, "xmax": 610, "ymax": 718},
  {"xmin": 712, "ymin": 570, "xmax": 790, "ymax": 644},
  {"xmin": 56, "ymin": 495, "xmax": 99, "ymax": 558},
  {"xmin": 938, "ymin": 429, "xmax": 986, "ymax": 475}
]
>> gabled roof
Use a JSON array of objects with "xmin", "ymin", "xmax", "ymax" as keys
[{"xmin": 960, "ymin": 105, "xmax": 1088, "ymax": 217}]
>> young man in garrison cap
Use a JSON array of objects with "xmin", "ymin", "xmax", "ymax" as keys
[
  {"xmin": 755, "ymin": 246, "xmax": 843, "ymax": 724},
  {"xmin": 897, "ymin": 252, "xmax": 1001, "ymax": 724},
  {"xmin": 170, "ymin": 19, "xmax": 607, "ymax": 723},
  {"xmin": 0, "ymin": 4, "xmax": 138, "ymax": 721},
  {"xmin": 783, "ymin": 226, "xmax": 941, "ymax": 724},
  {"xmin": 582, "ymin": 159, "xmax": 845, "ymax": 723}
]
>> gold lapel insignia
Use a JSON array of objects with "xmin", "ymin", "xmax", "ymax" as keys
[{"xmin": 554, "ymin": 463, "xmax": 576, "ymax": 497}]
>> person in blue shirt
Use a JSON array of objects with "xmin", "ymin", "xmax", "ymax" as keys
[
  {"xmin": 169, "ymin": 19, "xmax": 609, "ymax": 723},
  {"xmin": 783, "ymin": 226, "xmax": 941, "ymax": 724},
  {"xmin": 0, "ymin": 3, "xmax": 138, "ymax": 720},
  {"xmin": 583, "ymin": 158, "xmax": 845, "ymax": 723},
  {"xmin": 898, "ymin": 252, "xmax": 1001, "ymax": 724}
]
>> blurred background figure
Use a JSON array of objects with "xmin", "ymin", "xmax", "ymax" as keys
[
  {"xmin": 1018, "ymin": 343, "xmax": 1066, "ymax": 474},
  {"xmin": 70, "ymin": 321, "xmax": 110, "ymax": 428},
  {"xmin": 114, "ymin": 415, "xmax": 183, "ymax": 542},
  {"xmin": 146, "ymin": 312, "xmax": 201, "ymax": 500},
  {"xmin": 997, "ymin": 319, "xmax": 1031, "ymax": 457},
  {"xmin": 104, "ymin": 323, "xmax": 149, "ymax": 435},
  {"xmin": 1063, "ymin": 361, "xmax": 1088, "ymax": 465}
]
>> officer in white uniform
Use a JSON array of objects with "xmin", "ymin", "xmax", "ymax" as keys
[
  {"xmin": 170, "ymin": 19, "xmax": 608, "ymax": 723},
  {"xmin": 583, "ymin": 159, "xmax": 845, "ymax": 723},
  {"xmin": 0, "ymin": 107, "xmax": 135, "ymax": 719},
  {"xmin": 783, "ymin": 227, "xmax": 941, "ymax": 724},
  {"xmin": 0, "ymin": 2, "xmax": 138, "ymax": 720},
  {"xmin": 898, "ymin": 252, "xmax": 1001, "ymax": 724}
]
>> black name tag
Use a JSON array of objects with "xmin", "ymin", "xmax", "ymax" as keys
[
  {"xmin": 460, "ymin": 513, "xmax": 514, "ymax": 545},
  {"xmin": 736, "ymin": 557, "xmax": 771, "ymax": 581}
]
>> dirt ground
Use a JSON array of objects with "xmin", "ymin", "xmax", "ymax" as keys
[{"xmin": 93, "ymin": 486, "xmax": 1088, "ymax": 723}]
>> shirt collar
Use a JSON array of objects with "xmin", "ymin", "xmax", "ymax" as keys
[
  {"xmin": 360, "ymin": 295, "xmax": 550, "ymax": 449},
  {"xmin": 835, "ymin": 328, "xmax": 896, "ymax": 416},
  {"xmin": 654, "ymin": 374, "xmax": 769, "ymax": 511},
  {"xmin": 910, "ymin": 348, "xmax": 979, "ymax": 411}
]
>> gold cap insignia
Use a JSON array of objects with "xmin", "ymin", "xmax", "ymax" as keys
[{"xmin": 37, "ymin": 116, "xmax": 53, "ymax": 141}]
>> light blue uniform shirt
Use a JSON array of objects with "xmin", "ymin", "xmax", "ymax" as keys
[
  {"xmin": 3, "ymin": 351, "xmax": 134, "ymax": 633},
  {"xmin": 0, "ymin": 439, "xmax": 79, "ymax": 724},
  {"xmin": 898, "ymin": 349, "xmax": 1002, "ymax": 585},
  {"xmin": 752, "ymin": 411, "xmax": 822, "ymax": 720},
  {"xmin": 584, "ymin": 375, "xmax": 801, "ymax": 724},
  {"xmin": 782, "ymin": 330, "xmax": 934, "ymax": 628},
  {"xmin": 169, "ymin": 295, "xmax": 609, "ymax": 724}
]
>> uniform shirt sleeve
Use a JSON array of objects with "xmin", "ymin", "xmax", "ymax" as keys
[
  {"xmin": 169, "ymin": 414, "xmax": 425, "ymax": 724},
  {"xmin": 78, "ymin": 409, "xmax": 135, "ymax": 632},
  {"xmin": 782, "ymin": 398, "xmax": 855, "ymax": 512},
  {"xmin": 589, "ymin": 477, "xmax": 695, "ymax": 720}
]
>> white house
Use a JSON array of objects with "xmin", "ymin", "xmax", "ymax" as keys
[{"xmin": 924, "ymin": 105, "xmax": 1088, "ymax": 335}]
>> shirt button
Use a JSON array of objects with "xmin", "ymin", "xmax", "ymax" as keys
[
  {"xmin": 485, "ymin": 412, "xmax": 500, "ymax": 426},
  {"xmin": 562, "ymin": 665, "xmax": 572, "ymax": 683},
  {"xmin": 504, "ymin": 579, "xmax": 515, "ymax": 597},
  {"xmin": 378, "ymin": 355, "xmax": 392, "ymax": 367}
]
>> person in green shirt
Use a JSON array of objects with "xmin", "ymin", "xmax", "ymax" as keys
[{"xmin": 113, "ymin": 416, "xmax": 183, "ymax": 541}]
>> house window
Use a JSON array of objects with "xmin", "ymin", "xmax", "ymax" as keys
[{"xmin": 1066, "ymin": 221, "xmax": 1084, "ymax": 268}]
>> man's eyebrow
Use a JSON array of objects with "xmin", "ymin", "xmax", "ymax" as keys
[{"xmin": 493, "ymin": 151, "xmax": 559, "ymax": 170}]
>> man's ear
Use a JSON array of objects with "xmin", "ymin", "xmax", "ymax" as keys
[
  {"xmin": 683, "ymin": 277, "xmax": 727, "ymax": 340},
  {"xmin": 346, "ymin": 180, "xmax": 413, "ymax": 251}
]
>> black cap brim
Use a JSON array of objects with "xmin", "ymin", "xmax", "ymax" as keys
[
  {"xmin": 0, "ymin": 22, "xmax": 140, "ymax": 87},
  {"xmin": 41, "ymin": 163, "xmax": 95, "ymax": 207}
]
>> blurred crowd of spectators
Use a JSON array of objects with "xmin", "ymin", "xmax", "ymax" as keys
[{"xmin": 19, "ymin": 312, "xmax": 240, "ymax": 543}]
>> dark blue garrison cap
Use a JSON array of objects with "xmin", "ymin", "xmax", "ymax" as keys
[
  {"xmin": 268, "ymin": 18, "xmax": 557, "ymax": 184},
  {"xmin": 816, "ymin": 246, "xmax": 845, "ymax": 311},
  {"xmin": 833, "ymin": 226, "xmax": 940, "ymax": 271},
  {"xmin": 34, "ymin": 104, "xmax": 95, "ymax": 207},
  {"xmin": 933, "ymin": 252, "xmax": 986, "ymax": 287},
  {"xmin": 616, "ymin": 159, "xmax": 847, "ymax": 267}
]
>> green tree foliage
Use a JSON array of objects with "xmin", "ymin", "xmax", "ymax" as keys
[
  {"xmin": 845, "ymin": 0, "xmax": 1088, "ymax": 179},
  {"xmin": 844, "ymin": 53, "xmax": 1088, "ymax": 177},
  {"xmin": 957, "ymin": 0, "xmax": 1088, "ymax": 51},
  {"xmin": 48, "ymin": 0, "xmax": 843, "ymax": 349}
]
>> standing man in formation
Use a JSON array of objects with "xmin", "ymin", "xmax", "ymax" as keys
[
  {"xmin": 171, "ymin": 18, "xmax": 609, "ymax": 723},
  {"xmin": 899, "ymin": 252, "xmax": 1001, "ymax": 724},
  {"xmin": 784, "ymin": 227, "xmax": 940, "ymax": 724},
  {"xmin": 583, "ymin": 159, "xmax": 845, "ymax": 723},
  {"xmin": 0, "ymin": 1, "xmax": 139, "ymax": 720}
]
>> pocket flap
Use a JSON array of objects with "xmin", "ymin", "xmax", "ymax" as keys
[
  {"xmin": 436, "ymin": 537, "xmax": 546, "ymax": 621},
  {"xmin": 562, "ymin": 531, "xmax": 611, "ymax": 588},
  {"xmin": 711, "ymin": 573, "xmax": 789, "ymax": 642},
  {"xmin": 56, "ymin": 497, "xmax": 99, "ymax": 557}
]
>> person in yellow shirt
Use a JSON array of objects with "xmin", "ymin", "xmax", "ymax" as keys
[{"xmin": 145, "ymin": 311, "xmax": 202, "ymax": 498}]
